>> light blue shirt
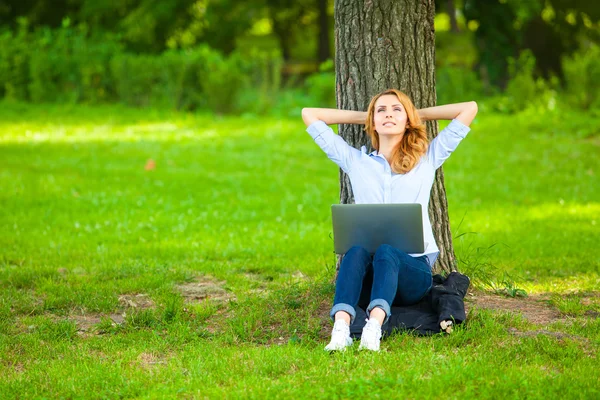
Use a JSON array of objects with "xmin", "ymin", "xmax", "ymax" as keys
[{"xmin": 306, "ymin": 119, "xmax": 471, "ymax": 266}]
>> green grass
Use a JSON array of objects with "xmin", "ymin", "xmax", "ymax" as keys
[{"xmin": 1, "ymin": 102, "xmax": 599, "ymax": 398}]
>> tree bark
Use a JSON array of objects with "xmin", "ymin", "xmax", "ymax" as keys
[
  {"xmin": 447, "ymin": 0, "xmax": 460, "ymax": 33},
  {"xmin": 334, "ymin": 0, "xmax": 457, "ymax": 274},
  {"xmin": 317, "ymin": 0, "xmax": 332, "ymax": 62},
  {"xmin": 272, "ymin": 18, "xmax": 292, "ymax": 61}
]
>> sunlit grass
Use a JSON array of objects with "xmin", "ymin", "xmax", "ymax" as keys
[{"xmin": 0, "ymin": 102, "xmax": 599, "ymax": 398}]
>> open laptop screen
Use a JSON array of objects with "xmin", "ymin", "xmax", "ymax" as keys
[{"xmin": 331, "ymin": 204, "xmax": 425, "ymax": 254}]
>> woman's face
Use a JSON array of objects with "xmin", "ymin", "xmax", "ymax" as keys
[{"xmin": 373, "ymin": 94, "xmax": 408, "ymax": 136}]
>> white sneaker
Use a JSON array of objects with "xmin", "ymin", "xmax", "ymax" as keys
[
  {"xmin": 324, "ymin": 320, "xmax": 353, "ymax": 351},
  {"xmin": 359, "ymin": 318, "xmax": 382, "ymax": 351}
]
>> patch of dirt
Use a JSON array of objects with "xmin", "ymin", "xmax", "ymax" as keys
[
  {"xmin": 0, "ymin": 360, "xmax": 26, "ymax": 376},
  {"xmin": 466, "ymin": 292, "xmax": 563, "ymax": 325},
  {"xmin": 317, "ymin": 298, "xmax": 333, "ymax": 340},
  {"xmin": 203, "ymin": 308, "xmax": 231, "ymax": 335},
  {"xmin": 176, "ymin": 276, "xmax": 234, "ymax": 303},
  {"xmin": 580, "ymin": 291, "xmax": 600, "ymax": 306},
  {"xmin": 68, "ymin": 314, "xmax": 103, "ymax": 334},
  {"xmin": 118, "ymin": 294, "xmax": 155, "ymax": 309},
  {"xmin": 507, "ymin": 327, "xmax": 588, "ymax": 342},
  {"xmin": 15, "ymin": 311, "xmax": 126, "ymax": 338},
  {"xmin": 68, "ymin": 313, "xmax": 125, "ymax": 335},
  {"xmin": 133, "ymin": 352, "xmax": 168, "ymax": 369}
]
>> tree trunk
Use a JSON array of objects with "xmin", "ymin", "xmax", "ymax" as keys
[
  {"xmin": 447, "ymin": 0, "xmax": 460, "ymax": 33},
  {"xmin": 272, "ymin": 18, "xmax": 292, "ymax": 61},
  {"xmin": 317, "ymin": 0, "xmax": 331, "ymax": 63},
  {"xmin": 334, "ymin": 0, "xmax": 457, "ymax": 274}
]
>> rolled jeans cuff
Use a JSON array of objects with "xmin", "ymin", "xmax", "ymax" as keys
[
  {"xmin": 330, "ymin": 303, "xmax": 356, "ymax": 324},
  {"xmin": 367, "ymin": 299, "xmax": 391, "ymax": 325}
]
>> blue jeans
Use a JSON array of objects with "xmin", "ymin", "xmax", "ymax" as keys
[{"xmin": 330, "ymin": 244, "xmax": 433, "ymax": 325}]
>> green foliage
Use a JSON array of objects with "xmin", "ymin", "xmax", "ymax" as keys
[
  {"xmin": 29, "ymin": 25, "xmax": 121, "ymax": 103},
  {"xmin": 435, "ymin": 30, "xmax": 478, "ymax": 69},
  {"xmin": 196, "ymin": 47, "xmax": 249, "ymax": 114},
  {"xmin": 0, "ymin": 20, "xmax": 31, "ymax": 101},
  {"xmin": 237, "ymin": 48, "xmax": 284, "ymax": 115},
  {"xmin": 304, "ymin": 59, "xmax": 336, "ymax": 108},
  {"xmin": 110, "ymin": 45, "xmax": 283, "ymax": 114},
  {"xmin": 0, "ymin": 21, "xmax": 121, "ymax": 104},
  {"xmin": 2, "ymin": 21, "xmax": 600, "ymax": 118},
  {"xmin": 0, "ymin": 23, "xmax": 286, "ymax": 114},
  {"xmin": 562, "ymin": 43, "xmax": 600, "ymax": 112},
  {"xmin": 436, "ymin": 66, "xmax": 483, "ymax": 105},
  {"xmin": 493, "ymin": 275, "xmax": 528, "ymax": 298},
  {"xmin": 505, "ymin": 50, "xmax": 555, "ymax": 110},
  {"xmin": 483, "ymin": 50, "xmax": 558, "ymax": 113},
  {"xmin": 110, "ymin": 49, "xmax": 203, "ymax": 110}
]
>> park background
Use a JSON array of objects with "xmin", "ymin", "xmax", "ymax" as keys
[{"xmin": 1, "ymin": 0, "xmax": 599, "ymax": 398}]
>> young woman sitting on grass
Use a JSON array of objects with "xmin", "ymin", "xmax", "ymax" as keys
[{"xmin": 302, "ymin": 89, "xmax": 478, "ymax": 351}]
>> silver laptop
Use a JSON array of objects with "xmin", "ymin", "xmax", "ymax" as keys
[{"xmin": 331, "ymin": 204, "xmax": 424, "ymax": 254}]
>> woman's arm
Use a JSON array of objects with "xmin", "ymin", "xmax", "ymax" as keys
[
  {"xmin": 301, "ymin": 107, "xmax": 367, "ymax": 127},
  {"xmin": 418, "ymin": 101, "xmax": 478, "ymax": 126}
]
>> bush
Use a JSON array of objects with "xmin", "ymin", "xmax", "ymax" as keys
[
  {"xmin": 436, "ymin": 66, "xmax": 483, "ymax": 105},
  {"xmin": 111, "ymin": 46, "xmax": 252, "ymax": 112},
  {"xmin": 0, "ymin": 19, "xmax": 32, "ymax": 101},
  {"xmin": 236, "ymin": 49, "xmax": 283, "ymax": 115},
  {"xmin": 110, "ymin": 50, "xmax": 203, "ymax": 109},
  {"xmin": 304, "ymin": 59, "xmax": 336, "ymax": 108},
  {"xmin": 0, "ymin": 23, "xmax": 259, "ymax": 113},
  {"xmin": 28, "ymin": 25, "xmax": 80, "ymax": 103},
  {"xmin": 486, "ymin": 50, "xmax": 557, "ymax": 114},
  {"xmin": 0, "ymin": 19, "xmax": 122, "ymax": 104},
  {"xmin": 196, "ymin": 46, "xmax": 249, "ymax": 114},
  {"xmin": 0, "ymin": 24, "xmax": 321, "ymax": 115},
  {"xmin": 28, "ymin": 21, "xmax": 121, "ymax": 103},
  {"xmin": 562, "ymin": 44, "xmax": 600, "ymax": 112}
]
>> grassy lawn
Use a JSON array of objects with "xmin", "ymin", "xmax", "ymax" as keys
[{"xmin": 1, "ymin": 102, "xmax": 599, "ymax": 398}]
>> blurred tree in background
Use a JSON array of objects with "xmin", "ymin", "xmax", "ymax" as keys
[
  {"xmin": 0, "ymin": 0, "xmax": 598, "ymax": 113},
  {"xmin": 462, "ymin": 0, "xmax": 600, "ymax": 89}
]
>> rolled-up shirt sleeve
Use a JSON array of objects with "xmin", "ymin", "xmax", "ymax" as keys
[
  {"xmin": 306, "ymin": 120, "xmax": 360, "ymax": 173},
  {"xmin": 427, "ymin": 119, "xmax": 471, "ymax": 169}
]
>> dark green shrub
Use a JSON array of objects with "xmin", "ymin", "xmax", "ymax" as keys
[
  {"xmin": 0, "ymin": 19, "xmax": 122, "ymax": 104},
  {"xmin": 110, "ymin": 53, "xmax": 165, "ymax": 108},
  {"xmin": 28, "ymin": 26, "xmax": 81, "ymax": 103},
  {"xmin": 482, "ymin": 50, "xmax": 557, "ymax": 114},
  {"xmin": 436, "ymin": 66, "xmax": 483, "ymax": 105},
  {"xmin": 110, "ymin": 45, "xmax": 254, "ymax": 113},
  {"xmin": 237, "ymin": 49, "xmax": 283, "ymax": 115},
  {"xmin": 504, "ymin": 50, "xmax": 556, "ymax": 113},
  {"xmin": 305, "ymin": 59, "xmax": 335, "ymax": 108},
  {"xmin": 111, "ymin": 49, "xmax": 205, "ymax": 110},
  {"xmin": 27, "ymin": 21, "xmax": 121, "ymax": 103},
  {"xmin": 562, "ymin": 44, "xmax": 600, "ymax": 112},
  {"xmin": 75, "ymin": 32, "xmax": 122, "ymax": 103},
  {"xmin": 0, "ymin": 19, "xmax": 32, "ymax": 101},
  {"xmin": 196, "ymin": 46, "xmax": 249, "ymax": 114}
]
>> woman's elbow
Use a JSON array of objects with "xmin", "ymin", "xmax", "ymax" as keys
[
  {"xmin": 465, "ymin": 101, "xmax": 478, "ymax": 119},
  {"xmin": 468, "ymin": 101, "xmax": 478, "ymax": 114},
  {"xmin": 456, "ymin": 101, "xmax": 478, "ymax": 126},
  {"xmin": 302, "ymin": 108, "xmax": 318, "ymax": 126}
]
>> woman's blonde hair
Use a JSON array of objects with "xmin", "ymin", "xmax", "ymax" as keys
[{"xmin": 364, "ymin": 89, "xmax": 428, "ymax": 174}]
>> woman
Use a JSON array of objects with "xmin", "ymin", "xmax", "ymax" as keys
[{"xmin": 302, "ymin": 89, "xmax": 478, "ymax": 351}]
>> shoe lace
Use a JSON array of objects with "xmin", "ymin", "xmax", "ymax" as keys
[
  {"xmin": 332, "ymin": 321, "xmax": 348, "ymax": 334},
  {"xmin": 363, "ymin": 319, "xmax": 381, "ymax": 340}
]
